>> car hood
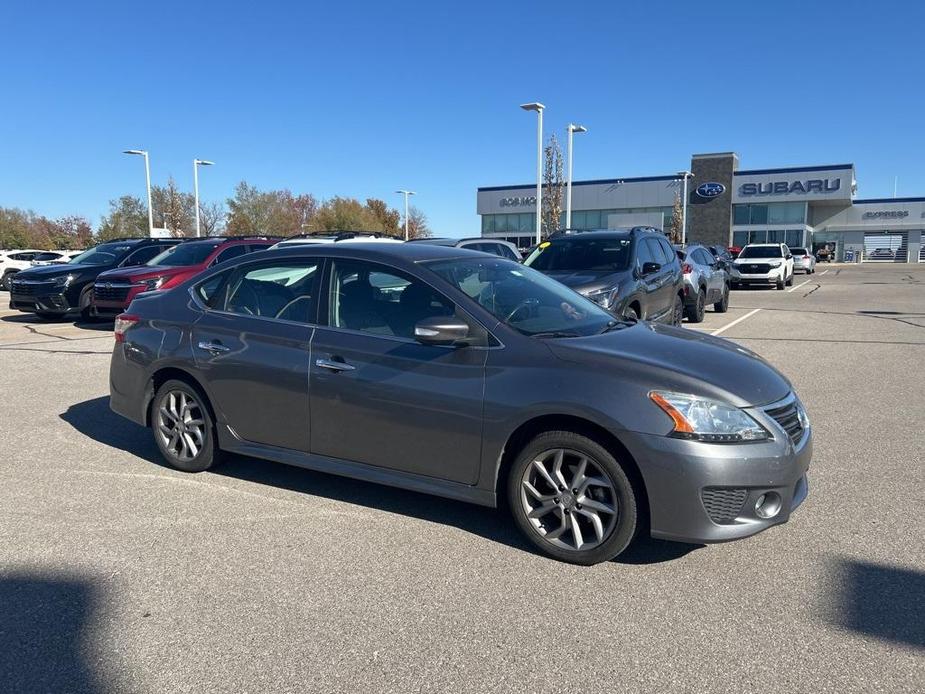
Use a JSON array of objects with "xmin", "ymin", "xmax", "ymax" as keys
[
  {"xmin": 96, "ymin": 265, "xmax": 189, "ymax": 281},
  {"xmin": 545, "ymin": 322, "xmax": 791, "ymax": 408},
  {"xmin": 541, "ymin": 269, "xmax": 632, "ymax": 294},
  {"xmin": 14, "ymin": 263, "xmax": 104, "ymax": 279},
  {"xmin": 733, "ymin": 257, "xmax": 781, "ymax": 265}
]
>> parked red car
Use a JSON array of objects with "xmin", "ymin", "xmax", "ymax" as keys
[{"xmin": 91, "ymin": 237, "xmax": 275, "ymax": 318}]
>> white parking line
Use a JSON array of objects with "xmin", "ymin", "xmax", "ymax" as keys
[
  {"xmin": 787, "ymin": 278, "xmax": 812, "ymax": 293},
  {"xmin": 711, "ymin": 308, "xmax": 762, "ymax": 336},
  {"xmin": 819, "ymin": 269, "xmax": 829, "ymax": 275}
]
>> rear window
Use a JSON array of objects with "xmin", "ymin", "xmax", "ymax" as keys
[{"xmin": 791, "ymin": 248, "xmax": 807, "ymax": 255}]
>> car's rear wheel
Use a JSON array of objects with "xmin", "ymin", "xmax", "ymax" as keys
[
  {"xmin": 685, "ymin": 288, "xmax": 705, "ymax": 323},
  {"xmin": 508, "ymin": 431, "xmax": 638, "ymax": 565},
  {"xmin": 672, "ymin": 294, "xmax": 684, "ymax": 326},
  {"xmin": 714, "ymin": 284, "xmax": 730, "ymax": 313},
  {"xmin": 152, "ymin": 379, "xmax": 222, "ymax": 473}
]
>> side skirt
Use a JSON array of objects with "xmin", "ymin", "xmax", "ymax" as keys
[{"xmin": 218, "ymin": 425, "xmax": 497, "ymax": 508}]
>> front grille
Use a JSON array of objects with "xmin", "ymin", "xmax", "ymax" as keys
[
  {"xmin": 740, "ymin": 263, "xmax": 771, "ymax": 274},
  {"xmin": 701, "ymin": 488, "xmax": 748, "ymax": 524},
  {"xmin": 94, "ymin": 283, "xmax": 131, "ymax": 301},
  {"xmin": 765, "ymin": 400, "xmax": 804, "ymax": 446},
  {"xmin": 10, "ymin": 281, "xmax": 49, "ymax": 296}
]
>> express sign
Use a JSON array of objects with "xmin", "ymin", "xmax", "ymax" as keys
[{"xmin": 739, "ymin": 179, "xmax": 843, "ymax": 196}]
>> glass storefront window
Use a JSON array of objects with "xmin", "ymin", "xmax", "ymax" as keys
[
  {"xmin": 768, "ymin": 202, "xmax": 805, "ymax": 224},
  {"xmin": 749, "ymin": 205, "xmax": 769, "ymax": 224},
  {"xmin": 733, "ymin": 205, "xmax": 749, "ymax": 225},
  {"xmin": 733, "ymin": 231, "xmax": 749, "ymax": 247},
  {"xmin": 785, "ymin": 230, "xmax": 803, "ymax": 248}
]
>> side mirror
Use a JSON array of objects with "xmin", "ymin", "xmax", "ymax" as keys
[
  {"xmin": 414, "ymin": 315, "xmax": 470, "ymax": 346},
  {"xmin": 641, "ymin": 261, "xmax": 661, "ymax": 275},
  {"xmin": 786, "ymin": 254, "xmax": 792, "ymax": 260}
]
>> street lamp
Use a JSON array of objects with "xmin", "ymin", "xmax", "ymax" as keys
[
  {"xmin": 193, "ymin": 159, "xmax": 215, "ymax": 237},
  {"xmin": 565, "ymin": 123, "xmax": 587, "ymax": 230},
  {"xmin": 123, "ymin": 149, "xmax": 154, "ymax": 236},
  {"xmin": 520, "ymin": 102, "xmax": 545, "ymax": 244},
  {"xmin": 677, "ymin": 170, "xmax": 694, "ymax": 244},
  {"xmin": 395, "ymin": 190, "xmax": 416, "ymax": 240}
]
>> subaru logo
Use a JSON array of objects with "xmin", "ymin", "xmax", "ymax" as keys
[
  {"xmin": 696, "ymin": 182, "xmax": 726, "ymax": 198},
  {"xmin": 105, "ymin": 283, "xmax": 112, "ymax": 289}
]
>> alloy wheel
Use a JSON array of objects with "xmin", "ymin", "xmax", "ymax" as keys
[
  {"xmin": 519, "ymin": 448, "xmax": 618, "ymax": 552},
  {"xmin": 156, "ymin": 390, "xmax": 206, "ymax": 462}
]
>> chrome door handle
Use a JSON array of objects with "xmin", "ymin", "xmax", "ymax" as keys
[
  {"xmin": 197, "ymin": 341, "xmax": 230, "ymax": 354},
  {"xmin": 315, "ymin": 358, "xmax": 355, "ymax": 372}
]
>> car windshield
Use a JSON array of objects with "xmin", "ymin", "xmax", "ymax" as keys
[
  {"xmin": 524, "ymin": 237, "xmax": 632, "ymax": 272},
  {"xmin": 148, "ymin": 242, "xmax": 220, "ymax": 267},
  {"xmin": 426, "ymin": 257, "xmax": 614, "ymax": 337},
  {"xmin": 738, "ymin": 246, "xmax": 783, "ymax": 259},
  {"xmin": 70, "ymin": 244, "xmax": 132, "ymax": 265}
]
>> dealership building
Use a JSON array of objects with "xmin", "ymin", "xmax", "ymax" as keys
[{"xmin": 477, "ymin": 152, "xmax": 925, "ymax": 262}]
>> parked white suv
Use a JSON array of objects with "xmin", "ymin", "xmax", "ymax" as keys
[
  {"xmin": 1, "ymin": 249, "xmax": 46, "ymax": 290},
  {"xmin": 30, "ymin": 250, "xmax": 84, "ymax": 266},
  {"xmin": 730, "ymin": 243, "xmax": 794, "ymax": 290},
  {"xmin": 269, "ymin": 232, "xmax": 403, "ymax": 250}
]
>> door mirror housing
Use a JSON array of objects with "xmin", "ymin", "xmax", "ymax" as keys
[
  {"xmin": 414, "ymin": 315, "xmax": 470, "ymax": 346},
  {"xmin": 641, "ymin": 261, "xmax": 661, "ymax": 276}
]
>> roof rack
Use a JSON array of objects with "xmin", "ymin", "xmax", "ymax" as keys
[
  {"xmin": 190, "ymin": 235, "xmax": 284, "ymax": 241},
  {"xmin": 281, "ymin": 231, "xmax": 398, "ymax": 242}
]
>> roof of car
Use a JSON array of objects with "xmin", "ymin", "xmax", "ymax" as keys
[{"xmin": 259, "ymin": 241, "xmax": 488, "ymax": 265}]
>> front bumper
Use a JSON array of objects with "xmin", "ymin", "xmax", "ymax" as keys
[
  {"xmin": 619, "ymin": 414, "xmax": 812, "ymax": 544},
  {"xmin": 730, "ymin": 266, "xmax": 785, "ymax": 285},
  {"xmin": 9, "ymin": 287, "xmax": 77, "ymax": 315}
]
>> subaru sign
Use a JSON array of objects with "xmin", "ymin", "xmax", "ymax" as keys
[
  {"xmin": 739, "ymin": 179, "xmax": 842, "ymax": 196},
  {"xmin": 696, "ymin": 182, "xmax": 726, "ymax": 199}
]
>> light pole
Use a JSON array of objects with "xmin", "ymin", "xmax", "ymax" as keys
[
  {"xmin": 123, "ymin": 149, "xmax": 154, "ymax": 236},
  {"xmin": 395, "ymin": 190, "xmax": 416, "ymax": 240},
  {"xmin": 677, "ymin": 170, "xmax": 694, "ymax": 244},
  {"xmin": 565, "ymin": 123, "xmax": 587, "ymax": 230},
  {"xmin": 193, "ymin": 159, "xmax": 215, "ymax": 237},
  {"xmin": 520, "ymin": 102, "xmax": 545, "ymax": 244}
]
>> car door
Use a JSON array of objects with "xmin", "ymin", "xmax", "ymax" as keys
[
  {"xmin": 190, "ymin": 258, "xmax": 321, "ymax": 452},
  {"xmin": 644, "ymin": 237, "xmax": 675, "ymax": 320},
  {"xmin": 308, "ymin": 258, "xmax": 487, "ymax": 485},
  {"xmin": 693, "ymin": 249, "xmax": 718, "ymax": 301}
]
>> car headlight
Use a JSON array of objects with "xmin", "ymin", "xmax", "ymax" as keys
[
  {"xmin": 141, "ymin": 276, "xmax": 166, "ymax": 291},
  {"xmin": 649, "ymin": 391, "xmax": 770, "ymax": 443},
  {"xmin": 52, "ymin": 274, "xmax": 76, "ymax": 287},
  {"xmin": 585, "ymin": 287, "xmax": 617, "ymax": 310},
  {"xmin": 768, "ymin": 261, "xmax": 782, "ymax": 268}
]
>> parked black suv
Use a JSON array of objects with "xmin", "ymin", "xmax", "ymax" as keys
[
  {"xmin": 523, "ymin": 228, "xmax": 685, "ymax": 324},
  {"xmin": 9, "ymin": 237, "xmax": 182, "ymax": 320}
]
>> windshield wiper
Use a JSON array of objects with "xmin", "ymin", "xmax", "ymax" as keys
[
  {"xmin": 597, "ymin": 319, "xmax": 633, "ymax": 334},
  {"xmin": 528, "ymin": 330, "xmax": 581, "ymax": 339}
]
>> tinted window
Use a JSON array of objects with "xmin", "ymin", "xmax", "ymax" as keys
[
  {"xmin": 12, "ymin": 252, "xmax": 37, "ymax": 261},
  {"xmin": 329, "ymin": 260, "xmax": 454, "ymax": 339},
  {"xmin": 149, "ymin": 242, "xmax": 221, "ymax": 267},
  {"xmin": 739, "ymin": 246, "xmax": 784, "ymax": 259},
  {"xmin": 638, "ymin": 239, "xmax": 663, "ymax": 268},
  {"xmin": 213, "ymin": 244, "xmax": 249, "ymax": 265},
  {"xmin": 221, "ymin": 262, "xmax": 319, "ymax": 323},
  {"xmin": 694, "ymin": 249, "xmax": 714, "ymax": 266},
  {"xmin": 525, "ymin": 238, "xmax": 632, "ymax": 272},
  {"xmin": 427, "ymin": 257, "xmax": 614, "ymax": 338},
  {"xmin": 123, "ymin": 245, "xmax": 166, "ymax": 266},
  {"xmin": 654, "ymin": 237, "xmax": 675, "ymax": 264},
  {"xmin": 70, "ymin": 244, "xmax": 132, "ymax": 265},
  {"xmin": 33, "ymin": 252, "xmax": 62, "ymax": 261},
  {"xmin": 791, "ymin": 248, "xmax": 807, "ymax": 255},
  {"xmin": 196, "ymin": 272, "xmax": 228, "ymax": 306}
]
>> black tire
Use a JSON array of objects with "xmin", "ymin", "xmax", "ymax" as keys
[
  {"xmin": 672, "ymin": 294, "xmax": 684, "ymax": 326},
  {"xmin": 151, "ymin": 379, "xmax": 223, "ymax": 473},
  {"xmin": 1, "ymin": 271, "xmax": 15, "ymax": 291},
  {"xmin": 714, "ymin": 284, "xmax": 730, "ymax": 313},
  {"xmin": 685, "ymin": 288, "xmax": 706, "ymax": 323},
  {"xmin": 623, "ymin": 305, "xmax": 639, "ymax": 321},
  {"xmin": 507, "ymin": 430, "xmax": 638, "ymax": 565},
  {"xmin": 785, "ymin": 273, "xmax": 793, "ymax": 287},
  {"xmin": 776, "ymin": 278, "xmax": 785, "ymax": 290},
  {"xmin": 78, "ymin": 286, "xmax": 93, "ymax": 321}
]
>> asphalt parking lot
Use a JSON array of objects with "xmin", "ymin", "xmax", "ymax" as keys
[{"xmin": 1, "ymin": 263, "xmax": 923, "ymax": 693}]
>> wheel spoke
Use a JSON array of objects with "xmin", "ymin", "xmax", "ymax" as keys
[
  {"xmin": 159, "ymin": 406, "xmax": 177, "ymax": 424},
  {"xmin": 576, "ymin": 508, "xmax": 605, "ymax": 542},
  {"xmin": 182, "ymin": 432, "xmax": 199, "ymax": 458},
  {"xmin": 579, "ymin": 497, "xmax": 616, "ymax": 515},
  {"xmin": 552, "ymin": 449, "xmax": 568, "ymax": 489},
  {"xmin": 578, "ymin": 476, "xmax": 611, "ymax": 495},
  {"xmin": 571, "ymin": 456, "xmax": 588, "ymax": 489},
  {"xmin": 544, "ymin": 512, "xmax": 568, "ymax": 540},
  {"xmin": 569, "ymin": 513, "xmax": 584, "ymax": 550},
  {"xmin": 527, "ymin": 501, "xmax": 556, "ymax": 519},
  {"xmin": 523, "ymin": 480, "xmax": 556, "ymax": 503},
  {"xmin": 531, "ymin": 459, "xmax": 559, "ymax": 491}
]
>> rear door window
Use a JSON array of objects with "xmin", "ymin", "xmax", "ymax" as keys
[
  {"xmin": 123, "ymin": 245, "xmax": 165, "ymax": 266},
  {"xmin": 222, "ymin": 261, "xmax": 321, "ymax": 324},
  {"xmin": 212, "ymin": 244, "xmax": 249, "ymax": 265}
]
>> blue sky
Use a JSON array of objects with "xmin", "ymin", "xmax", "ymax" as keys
[{"xmin": 1, "ymin": 1, "xmax": 923, "ymax": 236}]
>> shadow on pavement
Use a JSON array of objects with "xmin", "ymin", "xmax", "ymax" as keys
[
  {"xmin": 828, "ymin": 557, "xmax": 925, "ymax": 649},
  {"xmin": 0, "ymin": 572, "xmax": 104, "ymax": 693},
  {"xmin": 62, "ymin": 396, "xmax": 701, "ymax": 566}
]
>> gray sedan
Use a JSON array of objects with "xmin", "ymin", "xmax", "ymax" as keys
[{"xmin": 109, "ymin": 243, "xmax": 811, "ymax": 564}]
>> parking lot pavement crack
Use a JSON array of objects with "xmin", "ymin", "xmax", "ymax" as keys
[
  {"xmin": 22, "ymin": 324, "xmax": 73, "ymax": 341},
  {"xmin": 802, "ymin": 284, "xmax": 822, "ymax": 297}
]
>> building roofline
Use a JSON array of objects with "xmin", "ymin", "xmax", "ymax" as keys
[
  {"xmin": 853, "ymin": 197, "xmax": 925, "ymax": 203},
  {"xmin": 734, "ymin": 163, "xmax": 854, "ymax": 176},
  {"xmin": 477, "ymin": 175, "xmax": 679, "ymax": 192}
]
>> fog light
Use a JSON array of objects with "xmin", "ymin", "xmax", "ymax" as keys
[{"xmin": 755, "ymin": 492, "xmax": 781, "ymax": 519}]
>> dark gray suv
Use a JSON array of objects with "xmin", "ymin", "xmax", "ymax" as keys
[
  {"xmin": 523, "ymin": 228, "xmax": 685, "ymax": 324},
  {"xmin": 109, "ymin": 243, "xmax": 811, "ymax": 564}
]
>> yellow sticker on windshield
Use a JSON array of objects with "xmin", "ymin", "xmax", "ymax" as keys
[{"xmin": 539, "ymin": 241, "xmax": 550, "ymax": 249}]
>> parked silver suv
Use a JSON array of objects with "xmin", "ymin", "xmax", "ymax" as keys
[
  {"xmin": 109, "ymin": 243, "xmax": 811, "ymax": 564},
  {"xmin": 675, "ymin": 244, "xmax": 730, "ymax": 323}
]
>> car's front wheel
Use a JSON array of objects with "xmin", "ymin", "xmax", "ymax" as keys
[
  {"xmin": 714, "ymin": 284, "xmax": 730, "ymax": 313},
  {"xmin": 685, "ymin": 288, "xmax": 705, "ymax": 323},
  {"xmin": 152, "ymin": 379, "xmax": 222, "ymax": 473},
  {"xmin": 1, "ymin": 271, "xmax": 15, "ymax": 291},
  {"xmin": 507, "ymin": 431, "xmax": 638, "ymax": 565}
]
